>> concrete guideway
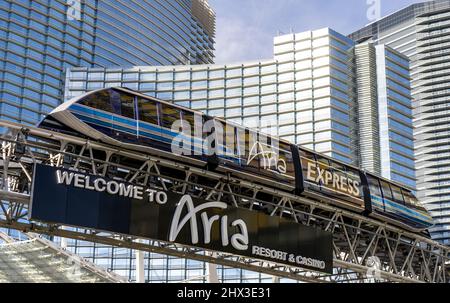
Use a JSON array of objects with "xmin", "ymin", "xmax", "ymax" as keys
[{"xmin": 0, "ymin": 120, "xmax": 448, "ymax": 283}]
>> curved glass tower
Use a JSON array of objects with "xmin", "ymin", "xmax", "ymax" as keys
[
  {"xmin": 94, "ymin": 0, "xmax": 215, "ymax": 67},
  {"xmin": 350, "ymin": 0, "xmax": 450, "ymax": 244},
  {"xmin": 0, "ymin": 0, "xmax": 215, "ymax": 127}
]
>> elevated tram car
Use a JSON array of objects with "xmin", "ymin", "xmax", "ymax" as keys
[{"xmin": 39, "ymin": 87, "xmax": 434, "ymax": 233}]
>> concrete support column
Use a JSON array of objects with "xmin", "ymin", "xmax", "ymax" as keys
[
  {"xmin": 60, "ymin": 226, "xmax": 67, "ymax": 249},
  {"xmin": 135, "ymin": 240, "xmax": 145, "ymax": 283},
  {"xmin": 206, "ymin": 252, "xmax": 219, "ymax": 283},
  {"xmin": 207, "ymin": 263, "xmax": 219, "ymax": 283},
  {"xmin": 60, "ymin": 237, "xmax": 67, "ymax": 249}
]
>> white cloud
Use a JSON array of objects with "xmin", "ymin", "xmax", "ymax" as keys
[
  {"xmin": 213, "ymin": 18, "xmax": 274, "ymax": 64},
  {"xmin": 209, "ymin": 0, "xmax": 421, "ymax": 64}
]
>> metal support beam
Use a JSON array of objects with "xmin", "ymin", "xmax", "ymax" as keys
[{"xmin": 0, "ymin": 120, "xmax": 448, "ymax": 283}]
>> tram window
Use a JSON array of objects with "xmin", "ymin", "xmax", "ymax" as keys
[
  {"xmin": 245, "ymin": 129, "xmax": 259, "ymax": 169},
  {"xmin": 119, "ymin": 92, "xmax": 135, "ymax": 119},
  {"xmin": 329, "ymin": 159, "xmax": 349, "ymax": 189},
  {"xmin": 181, "ymin": 110, "xmax": 196, "ymax": 139},
  {"xmin": 214, "ymin": 119, "xmax": 226, "ymax": 136},
  {"xmin": 224, "ymin": 123, "xmax": 236, "ymax": 156},
  {"xmin": 80, "ymin": 89, "xmax": 114, "ymax": 113},
  {"xmin": 258, "ymin": 133, "xmax": 274, "ymax": 158},
  {"xmin": 110, "ymin": 90, "xmax": 135, "ymax": 119},
  {"xmin": 160, "ymin": 104, "xmax": 181, "ymax": 129},
  {"xmin": 235, "ymin": 125, "xmax": 246, "ymax": 160},
  {"xmin": 402, "ymin": 189, "xmax": 420, "ymax": 208},
  {"xmin": 380, "ymin": 180, "xmax": 393, "ymax": 201},
  {"xmin": 299, "ymin": 149, "xmax": 315, "ymax": 161},
  {"xmin": 367, "ymin": 175, "xmax": 382, "ymax": 197},
  {"xmin": 330, "ymin": 159, "xmax": 346, "ymax": 173},
  {"xmin": 138, "ymin": 98, "xmax": 158, "ymax": 125},
  {"xmin": 278, "ymin": 140, "xmax": 289, "ymax": 152},
  {"xmin": 278, "ymin": 141, "xmax": 294, "ymax": 177},
  {"xmin": 346, "ymin": 167, "xmax": 359, "ymax": 181},
  {"xmin": 317, "ymin": 156, "xmax": 329, "ymax": 167},
  {"xmin": 203, "ymin": 117, "xmax": 215, "ymax": 155},
  {"xmin": 181, "ymin": 110, "xmax": 195, "ymax": 129},
  {"xmin": 214, "ymin": 119, "xmax": 226, "ymax": 156},
  {"xmin": 391, "ymin": 185, "xmax": 405, "ymax": 205},
  {"xmin": 244, "ymin": 129, "xmax": 255, "ymax": 155}
]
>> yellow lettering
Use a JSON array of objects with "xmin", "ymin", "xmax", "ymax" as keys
[
  {"xmin": 325, "ymin": 171, "xmax": 333, "ymax": 185},
  {"xmin": 340, "ymin": 175, "xmax": 347, "ymax": 193},
  {"xmin": 307, "ymin": 161, "xmax": 317, "ymax": 181}
]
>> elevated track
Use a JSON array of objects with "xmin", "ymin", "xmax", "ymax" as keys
[{"xmin": 0, "ymin": 120, "xmax": 448, "ymax": 283}]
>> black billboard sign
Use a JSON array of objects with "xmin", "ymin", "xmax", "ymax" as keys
[{"xmin": 30, "ymin": 164, "xmax": 333, "ymax": 273}]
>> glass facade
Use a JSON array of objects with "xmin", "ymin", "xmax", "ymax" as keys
[
  {"xmin": 93, "ymin": 0, "xmax": 214, "ymax": 67},
  {"xmin": 376, "ymin": 45, "xmax": 415, "ymax": 189},
  {"xmin": 0, "ymin": 0, "xmax": 215, "ymax": 127},
  {"xmin": 350, "ymin": 0, "xmax": 450, "ymax": 244},
  {"xmin": 52, "ymin": 237, "xmax": 278, "ymax": 283}
]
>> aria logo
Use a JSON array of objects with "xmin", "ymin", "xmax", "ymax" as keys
[
  {"xmin": 247, "ymin": 141, "xmax": 287, "ymax": 175},
  {"xmin": 169, "ymin": 195, "xmax": 249, "ymax": 251}
]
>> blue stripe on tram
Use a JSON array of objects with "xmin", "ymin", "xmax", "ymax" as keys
[
  {"xmin": 371, "ymin": 195, "xmax": 432, "ymax": 227},
  {"xmin": 71, "ymin": 105, "xmax": 242, "ymax": 164}
]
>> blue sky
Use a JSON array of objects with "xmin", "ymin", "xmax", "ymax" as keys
[{"xmin": 208, "ymin": 0, "xmax": 426, "ymax": 63}]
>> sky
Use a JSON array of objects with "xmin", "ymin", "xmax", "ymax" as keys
[{"xmin": 208, "ymin": 0, "xmax": 427, "ymax": 64}]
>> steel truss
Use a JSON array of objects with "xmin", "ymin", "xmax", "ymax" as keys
[{"xmin": 0, "ymin": 120, "xmax": 448, "ymax": 283}]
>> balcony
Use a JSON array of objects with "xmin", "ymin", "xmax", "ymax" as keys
[
  {"xmin": 415, "ymin": 95, "xmax": 450, "ymax": 107},
  {"xmin": 419, "ymin": 151, "xmax": 450, "ymax": 161},
  {"xmin": 416, "ymin": 48, "xmax": 450, "ymax": 61},
  {"xmin": 416, "ymin": 19, "xmax": 450, "ymax": 33},
  {"xmin": 416, "ymin": 34, "xmax": 450, "ymax": 48},
  {"xmin": 414, "ymin": 61, "xmax": 450, "ymax": 75},
  {"xmin": 415, "ymin": 10, "xmax": 450, "ymax": 26}
]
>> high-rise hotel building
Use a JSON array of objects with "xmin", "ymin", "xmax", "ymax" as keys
[
  {"xmin": 0, "ymin": 0, "xmax": 215, "ymax": 127},
  {"xmin": 350, "ymin": 0, "xmax": 450, "ymax": 244}
]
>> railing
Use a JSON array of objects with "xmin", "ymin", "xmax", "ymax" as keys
[{"xmin": 415, "ymin": 9, "xmax": 450, "ymax": 25}]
